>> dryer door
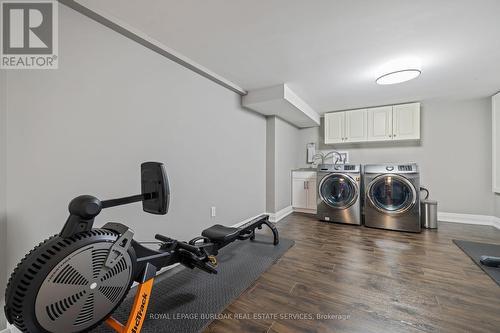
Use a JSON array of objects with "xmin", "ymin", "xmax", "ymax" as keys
[
  {"xmin": 319, "ymin": 174, "xmax": 358, "ymax": 209},
  {"xmin": 367, "ymin": 174, "xmax": 417, "ymax": 214}
]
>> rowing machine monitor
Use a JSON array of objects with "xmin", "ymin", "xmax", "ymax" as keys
[{"xmin": 141, "ymin": 161, "xmax": 169, "ymax": 215}]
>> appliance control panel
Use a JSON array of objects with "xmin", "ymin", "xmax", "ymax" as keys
[
  {"xmin": 364, "ymin": 163, "xmax": 418, "ymax": 174},
  {"xmin": 398, "ymin": 165, "xmax": 414, "ymax": 171},
  {"xmin": 318, "ymin": 164, "xmax": 360, "ymax": 172}
]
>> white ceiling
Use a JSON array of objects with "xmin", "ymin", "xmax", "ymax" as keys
[{"xmin": 78, "ymin": 0, "xmax": 500, "ymax": 113}]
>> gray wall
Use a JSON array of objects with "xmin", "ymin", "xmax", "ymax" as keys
[
  {"xmin": 266, "ymin": 117, "xmax": 301, "ymax": 213},
  {"xmin": 266, "ymin": 118, "xmax": 276, "ymax": 212},
  {"xmin": 4, "ymin": 3, "xmax": 266, "ymax": 284},
  {"xmin": 0, "ymin": 63, "xmax": 6, "ymax": 330},
  {"xmin": 274, "ymin": 117, "xmax": 301, "ymax": 211},
  {"xmin": 298, "ymin": 98, "xmax": 494, "ymax": 215}
]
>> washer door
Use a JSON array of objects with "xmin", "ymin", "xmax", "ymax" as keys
[
  {"xmin": 319, "ymin": 174, "xmax": 358, "ymax": 209},
  {"xmin": 367, "ymin": 174, "xmax": 417, "ymax": 214}
]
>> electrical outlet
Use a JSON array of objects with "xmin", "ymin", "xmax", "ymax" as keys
[{"xmin": 211, "ymin": 206, "xmax": 216, "ymax": 218}]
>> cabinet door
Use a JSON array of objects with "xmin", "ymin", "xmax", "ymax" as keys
[
  {"xmin": 393, "ymin": 103, "xmax": 420, "ymax": 140},
  {"xmin": 367, "ymin": 106, "xmax": 393, "ymax": 141},
  {"xmin": 306, "ymin": 180, "xmax": 317, "ymax": 209},
  {"xmin": 324, "ymin": 112, "xmax": 345, "ymax": 144},
  {"xmin": 345, "ymin": 109, "xmax": 367, "ymax": 143},
  {"xmin": 292, "ymin": 179, "xmax": 308, "ymax": 209}
]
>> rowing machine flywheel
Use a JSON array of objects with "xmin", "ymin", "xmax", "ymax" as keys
[{"xmin": 5, "ymin": 229, "xmax": 136, "ymax": 333}]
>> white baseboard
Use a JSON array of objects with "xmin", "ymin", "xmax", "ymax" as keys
[
  {"xmin": 231, "ymin": 213, "xmax": 269, "ymax": 227},
  {"xmin": 268, "ymin": 206, "xmax": 293, "ymax": 223},
  {"xmin": 293, "ymin": 208, "xmax": 317, "ymax": 214},
  {"xmin": 438, "ymin": 212, "xmax": 500, "ymax": 230}
]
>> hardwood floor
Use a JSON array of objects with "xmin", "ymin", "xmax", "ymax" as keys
[{"xmin": 205, "ymin": 213, "xmax": 500, "ymax": 333}]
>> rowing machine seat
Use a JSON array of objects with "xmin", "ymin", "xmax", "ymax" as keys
[{"xmin": 202, "ymin": 224, "xmax": 240, "ymax": 243}]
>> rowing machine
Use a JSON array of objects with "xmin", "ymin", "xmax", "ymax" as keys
[{"xmin": 4, "ymin": 162, "xmax": 278, "ymax": 333}]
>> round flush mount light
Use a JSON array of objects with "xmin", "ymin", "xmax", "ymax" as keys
[{"xmin": 376, "ymin": 69, "xmax": 421, "ymax": 85}]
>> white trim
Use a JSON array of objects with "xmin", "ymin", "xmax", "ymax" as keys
[
  {"xmin": 293, "ymin": 208, "xmax": 317, "ymax": 214},
  {"xmin": 494, "ymin": 218, "xmax": 500, "ymax": 230},
  {"xmin": 230, "ymin": 213, "xmax": 269, "ymax": 228},
  {"xmin": 60, "ymin": 0, "xmax": 246, "ymax": 95},
  {"xmin": 438, "ymin": 212, "xmax": 500, "ymax": 230},
  {"xmin": 268, "ymin": 206, "xmax": 293, "ymax": 223}
]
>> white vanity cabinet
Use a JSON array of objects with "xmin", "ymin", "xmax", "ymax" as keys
[{"xmin": 292, "ymin": 171, "xmax": 317, "ymax": 214}]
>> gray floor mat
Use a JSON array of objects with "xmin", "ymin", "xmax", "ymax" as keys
[
  {"xmin": 453, "ymin": 240, "xmax": 500, "ymax": 286},
  {"xmin": 91, "ymin": 235, "xmax": 294, "ymax": 333}
]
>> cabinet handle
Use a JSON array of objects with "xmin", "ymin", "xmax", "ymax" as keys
[
  {"xmin": 389, "ymin": 134, "xmax": 392, "ymax": 138},
  {"xmin": 306, "ymin": 181, "xmax": 309, "ymax": 189},
  {"xmin": 304, "ymin": 181, "xmax": 307, "ymax": 189},
  {"xmin": 393, "ymin": 134, "xmax": 397, "ymax": 137}
]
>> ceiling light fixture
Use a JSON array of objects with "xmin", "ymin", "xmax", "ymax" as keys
[{"xmin": 376, "ymin": 69, "xmax": 421, "ymax": 85}]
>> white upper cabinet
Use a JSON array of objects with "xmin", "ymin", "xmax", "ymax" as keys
[
  {"xmin": 324, "ymin": 112, "xmax": 345, "ymax": 144},
  {"xmin": 367, "ymin": 106, "xmax": 393, "ymax": 141},
  {"xmin": 325, "ymin": 109, "xmax": 368, "ymax": 144},
  {"xmin": 393, "ymin": 103, "xmax": 420, "ymax": 140},
  {"xmin": 325, "ymin": 102, "xmax": 420, "ymax": 144},
  {"xmin": 345, "ymin": 109, "xmax": 368, "ymax": 143}
]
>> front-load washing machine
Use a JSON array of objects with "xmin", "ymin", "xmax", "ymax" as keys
[
  {"xmin": 317, "ymin": 164, "xmax": 362, "ymax": 225},
  {"xmin": 363, "ymin": 163, "xmax": 421, "ymax": 232}
]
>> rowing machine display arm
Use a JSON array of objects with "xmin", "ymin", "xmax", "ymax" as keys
[{"xmin": 60, "ymin": 162, "xmax": 169, "ymax": 238}]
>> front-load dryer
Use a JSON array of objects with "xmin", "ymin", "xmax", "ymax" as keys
[
  {"xmin": 317, "ymin": 164, "xmax": 362, "ymax": 225},
  {"xmin": 363, "ymin": 163, "xmax": 421, "ymax": 232}
]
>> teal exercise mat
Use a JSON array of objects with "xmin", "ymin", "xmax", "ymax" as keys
[
  {"xmin": 453, "ymin": 240, "xmax": 500, "ymax": 287},
  {"xmin": 92, "ymin": 235, "xmax": 294, "ymax": 333}
]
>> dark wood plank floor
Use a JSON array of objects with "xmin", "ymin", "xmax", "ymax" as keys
[{"xmin": 205, "ymin": 213, "xmax": 500, "ymax": 333}]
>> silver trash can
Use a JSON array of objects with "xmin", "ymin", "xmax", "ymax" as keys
[{"xmin": 421, "ymin": 199, "xmax": 438, "ymax": 229}]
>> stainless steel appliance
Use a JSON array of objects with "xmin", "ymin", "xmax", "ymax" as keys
[
  {"xmin": 317, "ymin": 164, "xmax": 362, "ymax": 225},
  {"xmin": 363, "ymin": 163, "xmax": 421, "ymax": 232}
]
